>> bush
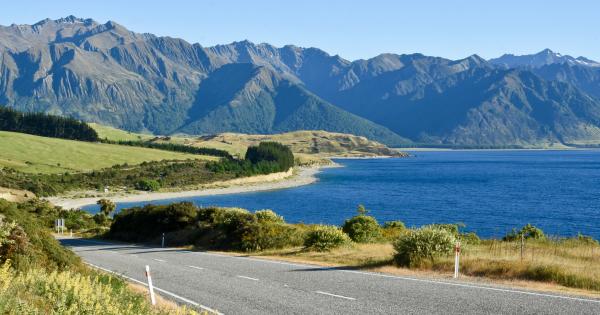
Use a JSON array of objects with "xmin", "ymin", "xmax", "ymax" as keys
[
  {"xmin": 422, "ymin": 223, "xmax": 463, "ymax": 236},
  {"xmin": 135, "ymin": 179, "xmax": 161, "ymax": 191},
  {"xmin": 342, "ymin": 215, "xmax": 381, "ymax": 243},
  {"xmin": 460, "ymin": 232, "xmax": 481, "ymax": 244},
  {"xmin": 96, "ymin": 199, "xmax": 116, "ymax": 216},
  {"xmin": 109, "ymin": 202, "xmax": 197, "ymax": 242},
  {"xmin": 255, "ymin": 209, "xmax": 284, "ymax": 224},
  {"xmin": 393, "ymin": 227, "xmax": 457, "ymax": 267},
  {"xmin": 0, "ymin": 262, "xmax": 187, "ymax": 315},
  {"xmin": 240, "ymin": 222, "xmax": 302, "ymax": 251},
  {"xmin": 382, "ymin": 221, "xmax": 406, "ymax": 240},
  {"xmin": 304, "ymin": 226, "xmax": 350, "ymax": 251},
  {"xmin": 383, "ymin": 221, "xmax": 406, "ymax": 229},
  {"xmin": 0, "ymin": 200, "xmax": 80, "ymax": 271},
  {"xmin": 503, "ymin": 224, "xmax": 546, "ymax": 241}
]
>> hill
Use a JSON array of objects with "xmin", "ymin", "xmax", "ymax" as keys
[
  {"xmin": 192, "ymin": 130, "xmax": 407, "ymax": 160},
  {"xmin": 0, "ymin": 131, "xmax": 210, "ymax": 174}
]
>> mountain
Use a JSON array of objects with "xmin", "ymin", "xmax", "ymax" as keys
[
  {"xmin": 0, "ymin": 16, "xmax": 407, "ymax": 145},
  {"xmin": 175, "ymin": 63, "xmax": 408, "ymax": 145},
  {"xmin": 1, "ymin": 17, "xmax": 600, "ymax": 147},
  {"xmin": 489, "ymin": 49, "xmax": 600, "ymax": 69}
]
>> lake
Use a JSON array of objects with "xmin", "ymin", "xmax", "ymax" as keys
[{"xmin": 83, "ymin": 150, "xmax": 600, "ymax": 239}]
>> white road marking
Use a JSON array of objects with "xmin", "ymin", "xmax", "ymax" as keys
[
  {"xmin": 184, "ymin": 250, "xmax": 600, "ymax": 304},
  {"xmin": 187, "ymin": 265, "xmax": 204, "ymax": 270},
  {"xmin": 70, "ymin": 239, "xmax": 600, "ymax": 304},
  {"xmin": 237, "ymin": 275, "xmax": 259, "ymax": 281},
  {"xmin": 153, "ymin": 258, "xmax": 166, "ymax": 262},
  {"xmin": 315, "ymin": 290, "xmax": 356, "ymax": 300},
  {"xmin": 84, "ymin": 262, "xmax": 222, "ymax": 315}
]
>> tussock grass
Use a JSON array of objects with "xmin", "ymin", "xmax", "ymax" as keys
[{"xmin": 431, "ymin": 239, "xmax": 600, "ymax": 291}]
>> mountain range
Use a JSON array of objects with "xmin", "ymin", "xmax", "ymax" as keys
[{"xmin": 1, "ymin": 16, "xmax": 600, "ymax": 147}]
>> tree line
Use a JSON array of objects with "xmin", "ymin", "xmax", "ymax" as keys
[
  {"xmin": 207, "ymin": 142, "xmax": 295, "ymax": 176},
  {"xmin": 101, "ymin": 139, "xmax": 233, "ymax": 158},
  {"xmin": 0, "ymin": 107, "xmax": 99, "ymax": 141}
]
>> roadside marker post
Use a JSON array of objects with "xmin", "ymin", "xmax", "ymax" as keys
[
  {"xmin": 454, "ymin": 241, "xmax": 461, "ymax": 279},
  {"xmin": 55, "ymin": 218, "xmax": 65, "ymax": 234},
  {"xmin": 161, "ymin": 233, "xmax": 165, "ymax": 248},
  {"xmin": 145, "ymin": 265, "xmax": 157, "ymax": 305}
]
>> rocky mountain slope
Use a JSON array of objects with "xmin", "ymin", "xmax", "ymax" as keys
[{"xmin": 2, "ymin": 16, "xmax": 600, "ymax": 147}]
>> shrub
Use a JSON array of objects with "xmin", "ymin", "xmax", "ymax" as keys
[
  {"xmin": 383, "ymin": 221, "xmax": 406, "ymax": 230},
  {"xmin": 304, "ymin": 226, "xmax": 350, "ymax": 251},
  {"xmin": 382, "ymin": 221, "xmax": 406, "ymax": 240},
  {"xmin": 109, "ymin": 202, "xmax": 197, "ymax": 242},
  {"xmin": 422, "ymin": 223, "xmax": 463, "ymax": 236},
  {"xmin": 240, "ymin": 222, "xmax": 301, "ymax": 251},
  {"xmin": 255, "ymin": 209, "xmax": 285, "ymax": 224},
  {"xmin": 135, "ymin": 179, "xmax": 161, "ymax": 191},
  {"xmin": 0, "ymin": 200, "xmax": 80, "ymax": 271},
  {"xmin": 0, "ymin": 261, "xmax": 190, "ymax": 315},
  {"xmin": 96, "ymin": 199, "xmax": 116, "ymax": 216},
  {"xmin": 342, "ymin": 215, "xmax": 381, "ymax": 243},
  {"xmin": 393, "ymin": 227, "xmax": 457, "ymax": 267},
  {"xmin": 460, "ymin": 232, "xmax": 481, "ymax": 244},
  {"xmin": 503, "ymin": 224, "xmax": 546, "ymax": 241}
]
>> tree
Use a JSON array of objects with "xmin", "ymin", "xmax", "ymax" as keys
[
  {"xmin": 96, "ymin": 199, "xmax": 116, "ymax": 216},
  {"xmin": 357, "ymin": 204, "xmax": 368, "ymax": 216}
]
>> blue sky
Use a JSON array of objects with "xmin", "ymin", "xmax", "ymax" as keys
[{"xmin": 0, "ymin": 0, "xmax": 598, "ymax": 61}]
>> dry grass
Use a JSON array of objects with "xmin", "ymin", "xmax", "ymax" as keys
[{"xmin": 229, "ymin": 239, "xmax": 600, "ymax": 296}]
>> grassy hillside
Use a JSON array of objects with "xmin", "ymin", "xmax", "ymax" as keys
[
  {"xmin": 89, "ymin": 123, "xmax": 153, "ymax": 142},
  {"xmin": 89, "ymin": 123, "xmax": 407, "ymax": 164},
  {"xmin": 0, "ymin": 131, "xmax": 212, "ymax": 174},
  {"xmin": 189, "ymin": 131, "xmax": 408, "ymax": 160}
]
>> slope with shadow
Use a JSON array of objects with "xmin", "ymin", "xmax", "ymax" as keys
[{"xmin": 177, "ymin": 63, "xmax": 410, "ymax": 146}]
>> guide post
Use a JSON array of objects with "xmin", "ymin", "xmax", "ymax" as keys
[
  {"xmin": 145, "ymin": 265, "xmax": 156, "ymax": 305},
  {"xmin": 454, "ymin": 241, "xmax": 461, "ymax": 279}
]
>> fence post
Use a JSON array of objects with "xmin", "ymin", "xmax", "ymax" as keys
[
  {"xmin": 145, "ymin": 265, "xmax": 156, "ymax": 305},
  {"xmin": 454, "ymin": 241, "xmax": 461, "ymax": 279},
  {"xmin": 161, "ymin": 233, "xmax": 165, "ymax": 248}
]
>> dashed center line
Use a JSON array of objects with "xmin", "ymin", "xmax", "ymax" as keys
[
  {"xmin": 315, "ymin": 291, "xmax": 356, "ymax": 300},
  {"xmin": 187, "ymin": 265, "xmax": 204, "ymax": 270},
  {"xmin": 153, "ymin": 258, "xmax": 166, "ymax": 262},
  {"xmin": 237, "ymin": 275, "xmax": 259, "ymax": 281}
]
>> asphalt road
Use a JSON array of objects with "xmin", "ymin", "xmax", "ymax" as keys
[{"xmin": 60, "ymin": 238, "xmax": 600, "ymax": 315}]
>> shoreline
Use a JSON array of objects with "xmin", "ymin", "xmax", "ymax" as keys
[{"xmin": 46, "ymin": 163, "xmax": 341, "ymax": 210}]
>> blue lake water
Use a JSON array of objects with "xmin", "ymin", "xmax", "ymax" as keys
[{"xmin": 83, "ymin": 150, "xmax": 600, "ymax": 239}]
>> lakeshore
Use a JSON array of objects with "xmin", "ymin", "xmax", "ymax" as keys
[{"xmin": 47, "ymin": 164, "xmax": 338, "ymax": 209}]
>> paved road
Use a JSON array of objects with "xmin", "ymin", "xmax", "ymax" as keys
[{"xmin": 60, "ymin": 238, "xmax": 600, "ymax": 315}]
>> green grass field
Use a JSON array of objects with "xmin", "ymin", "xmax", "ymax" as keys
[
  {"xmin": 88, "ymin": 123, "xmax": 154, "ymax": 141},
  {"xmin": 0, "ymin": 131, "xmax": 212, "ymax": 174}
]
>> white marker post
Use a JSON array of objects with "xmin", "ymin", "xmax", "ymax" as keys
[
  {"xmin": 161, "ymin": 233, "xmax": 165, "ymax": 248},
  {"xmin": 454, "ymin": 241, "xmax": 461, "ymax": 279},
  {"xmin": 145, "ymin": 265, "xmax": 156, "ymax": 305}
]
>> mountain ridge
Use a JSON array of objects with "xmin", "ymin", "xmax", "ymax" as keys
[{"xmin": 1, "ymin": 16, "xmax": 600, "ymax": 147}]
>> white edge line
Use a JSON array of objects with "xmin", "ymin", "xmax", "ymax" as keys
[
  {"xmin": 84, "ymin": 262, "xmax": 222, "ymax": 315},
  {"xmin": 153, "ymin": 258, "xmax": 166, "ymax": 262},
  {"xmin": 190, "ymin": 251, "xmax": 600, "ymax": 304},
  {"xmin": 315, "ymin": 290, "xmax": 356, "ymax": 300},
  {"xmin": 73, "ymin": 239, "xmax": 600, "ymax": 304},
  {"xmin": 187, "ymin": 265, "xmax": 204, "ymax": 270},
  {"xmin": 237, "ymin": 275, "xmax": 259, "ymax": 281},
  {"xmin": 339, "ymin": 269, "xmax": 600, "ymax": 304}
]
